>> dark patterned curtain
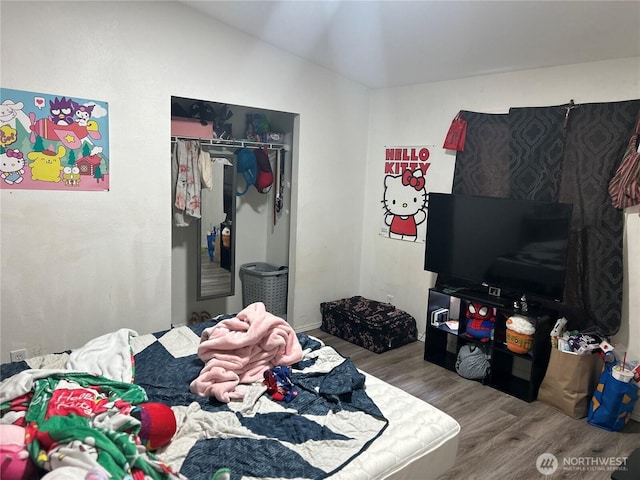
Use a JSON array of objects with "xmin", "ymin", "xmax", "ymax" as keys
[
  {"xmin": 452, "ymin": 100, "xmax": 640, "ymax": 336},
  {"xmin": 452, "ymin": 111, "xmax": 510, "ymax": 196}
]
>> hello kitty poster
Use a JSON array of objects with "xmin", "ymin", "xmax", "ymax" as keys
[
  {"xmin": 380, "ymin": 146, "xmax": 432, "ymax": 243},
  {"xmin": 0, "ymin": 87, "xmax": 109, "ymax": 191}
]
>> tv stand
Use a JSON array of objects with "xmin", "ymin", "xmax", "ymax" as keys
[
  {"xmin": 424, "ymin": 285, "xmax": 555, "ymax": 402},
  {"xmin": 455, "ymin": 288, "xmax": 509, "ymax": 308},
  {"xmin": 438, "ymin": 282, "xmax": 541, "ymax": 314}
]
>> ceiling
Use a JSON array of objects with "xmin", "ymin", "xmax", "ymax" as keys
[{"xmin": 180, "ymin": 0, "xmax": 640, "ymax": 89}]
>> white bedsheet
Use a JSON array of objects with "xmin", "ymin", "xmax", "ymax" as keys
[{"xmin": 331, "ymin": 372, "xmax": 460, "ymax": 480}]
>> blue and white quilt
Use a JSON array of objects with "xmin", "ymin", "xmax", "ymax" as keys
[{"xmin": 1, "ymin": 319, "xmax": 389, "ymax": 480}]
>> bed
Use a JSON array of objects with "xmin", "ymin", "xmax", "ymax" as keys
[{"xmin": 0, "ymin": 304, "xmax": 460, "ymax": 480}]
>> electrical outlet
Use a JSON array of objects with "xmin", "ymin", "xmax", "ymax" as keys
[
  {"xmin": 386, "ymin": 294, "xmax": 394, "ymax": 304},
  {"xmin": 10, "ymin": 349, "xmax": 27, "ymax": 362}
]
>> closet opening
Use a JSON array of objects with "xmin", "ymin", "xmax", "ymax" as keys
[{"xmin": 170, "ymin": 96, "xmax": 295, "ymax": 325}]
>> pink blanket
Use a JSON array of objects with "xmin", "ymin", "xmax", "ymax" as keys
[{"xmin": 189, "ymin": 302, "xmax": 303, "ymax": 402}]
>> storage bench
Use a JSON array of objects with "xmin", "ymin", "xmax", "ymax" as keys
[{"xmin": 320, "ymin": 296, "xmax": 417, "ymax": 353}]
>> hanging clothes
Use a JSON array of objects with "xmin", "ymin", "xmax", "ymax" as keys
[
  {"xmin": 200, "ymin": 157, "xmax": 228, "ymax": 237},
  {"xmin": 173, "ymin": 139, "xmax": 202, "ymax": 227},
  {"xmin": 199, "ymin": 149, "xmax": 213, "ymax": 190},
  {"xmin": 609, "ymin": 109, "xmax": 640, "ymax": 210}
]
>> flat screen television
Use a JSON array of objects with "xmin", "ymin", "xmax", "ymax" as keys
[{"xmin": 424, "ymin": 193, "xmax": 573, "ymax": 304}]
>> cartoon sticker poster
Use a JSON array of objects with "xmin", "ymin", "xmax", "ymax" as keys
[
  {"xmin": 380, "ymin": 146, "xmax": 432, "ymax": 243},
  {"xmin": 0, "ymin": 88, "xmax": 109, "ymax": 191}
]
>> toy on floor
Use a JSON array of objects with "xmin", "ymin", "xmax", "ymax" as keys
[
  {"xmin": 0, "ymin": 424, "xmax": 38, "ymax": 480},
  {"xmin": 131, "ymin": 402, "xmax": 177, "ymax": 451},
  {"xmin": 463, "ymin": 302, "xmax": 495, "ymax": 342}
]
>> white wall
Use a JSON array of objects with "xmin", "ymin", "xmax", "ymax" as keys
[
  {"xmin": 2, "ymin": 1, "xmax": 637, "ymax": 373},
  {"xmin": 362, "ymin": 57, "xmax": 640, "ymax": 363},
  {"xmin": 0, "ymin": 1, "xmax": 369, "ymax": 362}
]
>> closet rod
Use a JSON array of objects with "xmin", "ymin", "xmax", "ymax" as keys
[{"xmin": 171, "ymin": 136, "xmax": 289, "ymax": 151}]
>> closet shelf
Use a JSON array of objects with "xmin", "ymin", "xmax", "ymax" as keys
[{"xmin": 171, "ymin": 136, "xmax": 289, "ymax": 151}]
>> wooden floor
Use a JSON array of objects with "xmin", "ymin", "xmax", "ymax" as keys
[
  {"xmin": 200, "ymin": 251, "xmax": 232, "ymax": 297},
  {"xmin": 308, "ymin": 329, "xmax": 640, "ymax": 480}
]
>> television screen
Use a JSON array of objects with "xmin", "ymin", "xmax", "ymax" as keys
[{"xmin": 424, "ymin": 193, "xmax": 573, "ymax": 303}]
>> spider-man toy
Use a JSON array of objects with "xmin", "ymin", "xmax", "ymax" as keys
[{"xmin": 463, "ymin": 302, "xmax": 495, "ymax": 342}]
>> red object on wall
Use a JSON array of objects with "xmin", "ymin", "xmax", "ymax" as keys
[{"xmin": 443, "ymin": 112, "xmax": 467, "ymax": 151}]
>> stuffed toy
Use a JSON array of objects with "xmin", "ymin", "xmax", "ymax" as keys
[
  {"xmin": 0, "ymin": 424, "xmax": 38, "ymax": 479},
  {"xmin": 263, "ymin": 365, "xmax": 298, "ymax": 402},
  {"xmin": 463, "ymin": 302, "xmax": 495, "ymax": 342},
  {"xmin": 131, "ymin": 402, "xmax": 177, "ymax": 451},
  {"xmin": 505, "ymin": 315, "xmax": 536, "ymax": 354}
]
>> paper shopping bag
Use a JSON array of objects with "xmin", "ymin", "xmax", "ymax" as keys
[{"xmin": 537, "ymin": 348, "xmax": 603, "ymax": 418}]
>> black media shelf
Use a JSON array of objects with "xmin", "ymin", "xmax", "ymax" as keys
[{"xmin": 424, "ymin": 286, "xmax": 554, "ymax": 402}]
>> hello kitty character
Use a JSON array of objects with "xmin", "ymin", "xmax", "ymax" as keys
[
  {"xmin": 383, "ymin": 168, "xmax": 428, "ymax": 241},
  {"xmin": 0, "ymin": 148, "xmax": 25, "ymax": 184}
]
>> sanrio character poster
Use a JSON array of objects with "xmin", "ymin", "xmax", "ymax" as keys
[
  {"xmin": 380, "ymin": 146, "xmax": 433, "ymax": 243},
  {"xmin": 0, "ymin": 87, "xmax": 109, "ymax": 191}
]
